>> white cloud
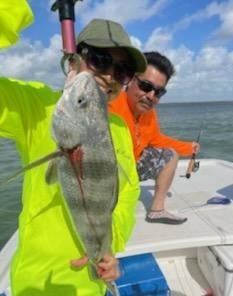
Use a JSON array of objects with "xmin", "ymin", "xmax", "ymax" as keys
[
  {"xmin": 1, "ymin": 32, "xmax": 233, "ymax": 102},
  {"xmin": 211, "ymin": 0, "xmax": 233, "ymax": 43},
  {"xmin": 173, "ymin": 0, "xmax": 233, "ymax": 44},
  {"xmin": 135, "ymin": 0, "xmax": 233, "ymax": 102},
  {"xmin": 0, "ymin": 35, "xmax": 64, "ymax": 89},
  {"xmin": 173, "ymin": 1, "xmax": 220, "ymax": 32},
  {"xmin": 79, "ymin": 0, "xmax": 169, "ymax": 25},
  {"xmin": 1, "ymin": 0, "xmax": 233, "ymax": 102},
  {"xmin": 144, "ymin": 27, "xmax": 172, "ymax": 52},
  {"xmin": 161, "ymin": 45, "xmax": 233, "ymax": 102},
  {"xmin": 130, "ymin": 36, "xmax": 143, "ymax": 50}
]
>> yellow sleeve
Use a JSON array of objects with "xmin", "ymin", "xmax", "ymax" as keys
[
  {"xmin": 0, "ymin": 0, "xmax": 33, "ymax": 48},
  {"xmin": 109, "ymin": 113, "xmax": 140, "ymax": 253},
  {"xmin": 0, "ymin": 77, "xmax": 60, "ymax": 159}
]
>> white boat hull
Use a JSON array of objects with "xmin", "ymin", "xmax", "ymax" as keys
[{"xmin": 1, "ymin": 159, "xmax": 233, "ymax": 296}]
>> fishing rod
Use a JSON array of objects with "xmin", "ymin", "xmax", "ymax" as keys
[
  {"xmin": 181, "ymin": 113, "xmax": 206, "ymax": 179},
  {"xmin": 185, "ymin": 153, "xmax": 198, "ymax": 179},
  {"xmin": 51, "ymin": 0, "xmax": 82, "ymax": 54},
  {"xmin": 51, "ymin": 0, "xmax": 83, "ymax": 74},
  {"xmin": 185, "ymin": 127, "xmax": 202, "ymax": 179}
]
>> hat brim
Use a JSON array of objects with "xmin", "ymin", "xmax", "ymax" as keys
[
  {"xmin": 124, "ymin": 46, "xmax": 147, "ymax": 73},
  {"xmin": 80, "ymin": 39, "xmax": 147, "ymax": 73}
]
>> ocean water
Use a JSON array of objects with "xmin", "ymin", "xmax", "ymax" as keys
[
  {"xmin": 0, "ymin": 101, "xmax": 233, "ymax": 248},
  {"xmin": 158, "ymin": 101, "xmax": 233, "ymax": 162}
]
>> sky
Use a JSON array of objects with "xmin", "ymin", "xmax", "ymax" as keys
[{"xmin": 1, "ymin": 0, "xmax": 233, "ymax": 103}]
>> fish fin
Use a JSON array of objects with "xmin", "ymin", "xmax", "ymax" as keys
[{"xmin": 45, "ymin": 159, "xmax": 58, "ymax": 185}]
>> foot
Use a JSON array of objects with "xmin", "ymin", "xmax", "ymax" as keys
[{"xmin": 146, "ymin": 209, "xmax": 187, "ymax": 225}]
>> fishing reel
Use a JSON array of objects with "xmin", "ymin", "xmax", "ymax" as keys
[
  {"xmin": 186, "ymin": 153, "xmax": 200, "ymax": 178},
  {"xmin": 192, "ymin": 160, "xmax": 200, "ymax": 173},
  {"xmin": 180, "ymin": 154, "xmax": 200, "ymax": 179}
]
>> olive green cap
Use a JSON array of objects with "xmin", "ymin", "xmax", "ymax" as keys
[{"xmin": 77, "ymin": 18, "xmax": 147, "ymax": 73}]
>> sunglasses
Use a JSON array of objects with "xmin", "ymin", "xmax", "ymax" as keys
[
  {"xmin": 81, "ymin": 47, "xmax": 135, "ymax": 85},
  {"xmin": 135, "ymin": 76, "xmax": 167, "ymax": 98}
]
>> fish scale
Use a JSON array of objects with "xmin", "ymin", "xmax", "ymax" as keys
[
  {"xmin": 48, "ymin": 71, "xmax": 119, "ymax": 295},
  {"xmin": 58, "ymin": 146, "xmax": 117, "ymax": 260}
]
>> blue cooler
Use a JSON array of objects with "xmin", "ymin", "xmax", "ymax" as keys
[{"xmin": 107, "ymin": 253, "xmax": 170, "ymax": 296}]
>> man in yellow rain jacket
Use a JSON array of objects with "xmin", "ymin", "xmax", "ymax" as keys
[{"xmin": 0, "ymin": 4, "xmax": 144, "ymax": 295}]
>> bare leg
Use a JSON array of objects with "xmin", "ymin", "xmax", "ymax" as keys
[
  {"xmin": 151, "ymin": 149, "xmax": 178, "ymax": 211},
  {"xmin": 146, "ymin": 150, "xmax": 187, "ymax": 224}
]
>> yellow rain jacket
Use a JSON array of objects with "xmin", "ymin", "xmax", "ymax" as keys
[
  {"xmin": 0, "ymin": 77, "xmax": 140, "ymax": 296},
  {"xmin": 0, "ymin": 0, "xmax": 33, "ymax": 49}
]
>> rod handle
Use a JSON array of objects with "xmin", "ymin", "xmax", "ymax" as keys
[{"xmin": 185, "ymin": 153, "xmax": 196, "ymax": 179}]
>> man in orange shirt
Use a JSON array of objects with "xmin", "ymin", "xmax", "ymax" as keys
[{"xmin": 109, "ymin": 51, "xmax": 200, "ymax": 224}]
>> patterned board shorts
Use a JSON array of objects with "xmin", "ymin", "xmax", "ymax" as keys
[{"xmin": 137, "ymin": 147, "xmax": 175, "ymax": 181}]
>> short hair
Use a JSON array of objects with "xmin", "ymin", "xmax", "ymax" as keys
[{"xmin": 143, "ymin": 51, "xmax": 175, "ymax": 81}]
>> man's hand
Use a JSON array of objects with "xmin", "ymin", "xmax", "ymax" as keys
[
  {"xmin": 192, "ymin": 141, "xmax": 200, "ymax": 154},
  {"xmin": 70, "ymin": 254, "xmax": 120, "ymax": 282}
]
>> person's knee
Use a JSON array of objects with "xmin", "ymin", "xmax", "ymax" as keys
[
  {"xmin": 164, "ymin": 148, "xmax": 178, "ymax": 171},
  {"xmin": 170, "ymin": 148, "xmax": 179, "ymax": 163}
]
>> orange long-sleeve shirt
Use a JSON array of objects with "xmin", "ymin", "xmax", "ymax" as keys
[{"xmin": 109, "ymin": 91, "xmax": 193, "ymax": 161}]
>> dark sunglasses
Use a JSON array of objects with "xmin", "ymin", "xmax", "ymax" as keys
[
  {"xmin": 80, "ymin": 47, "xmax": 135, "ymax": 84},
  {"xmin": 135, "ymin": 76, "xmax": 167, "ymax": 98}
]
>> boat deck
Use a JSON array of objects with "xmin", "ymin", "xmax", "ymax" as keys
[
  {"xmin": 119, "ymin": 159, "xmax": 233, "ymax": 296},
  {"xmin": 119, "ymin": 159, "xmax": 233, "ymax": 257},
  {"xmin": 1, "ymin": 159, "xmax": 233, "ymax": 295}
]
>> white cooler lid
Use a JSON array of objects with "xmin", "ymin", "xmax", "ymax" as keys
[{"xmin": 211, "ymin": 245, "xmax": 233, "ymax": 271}]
